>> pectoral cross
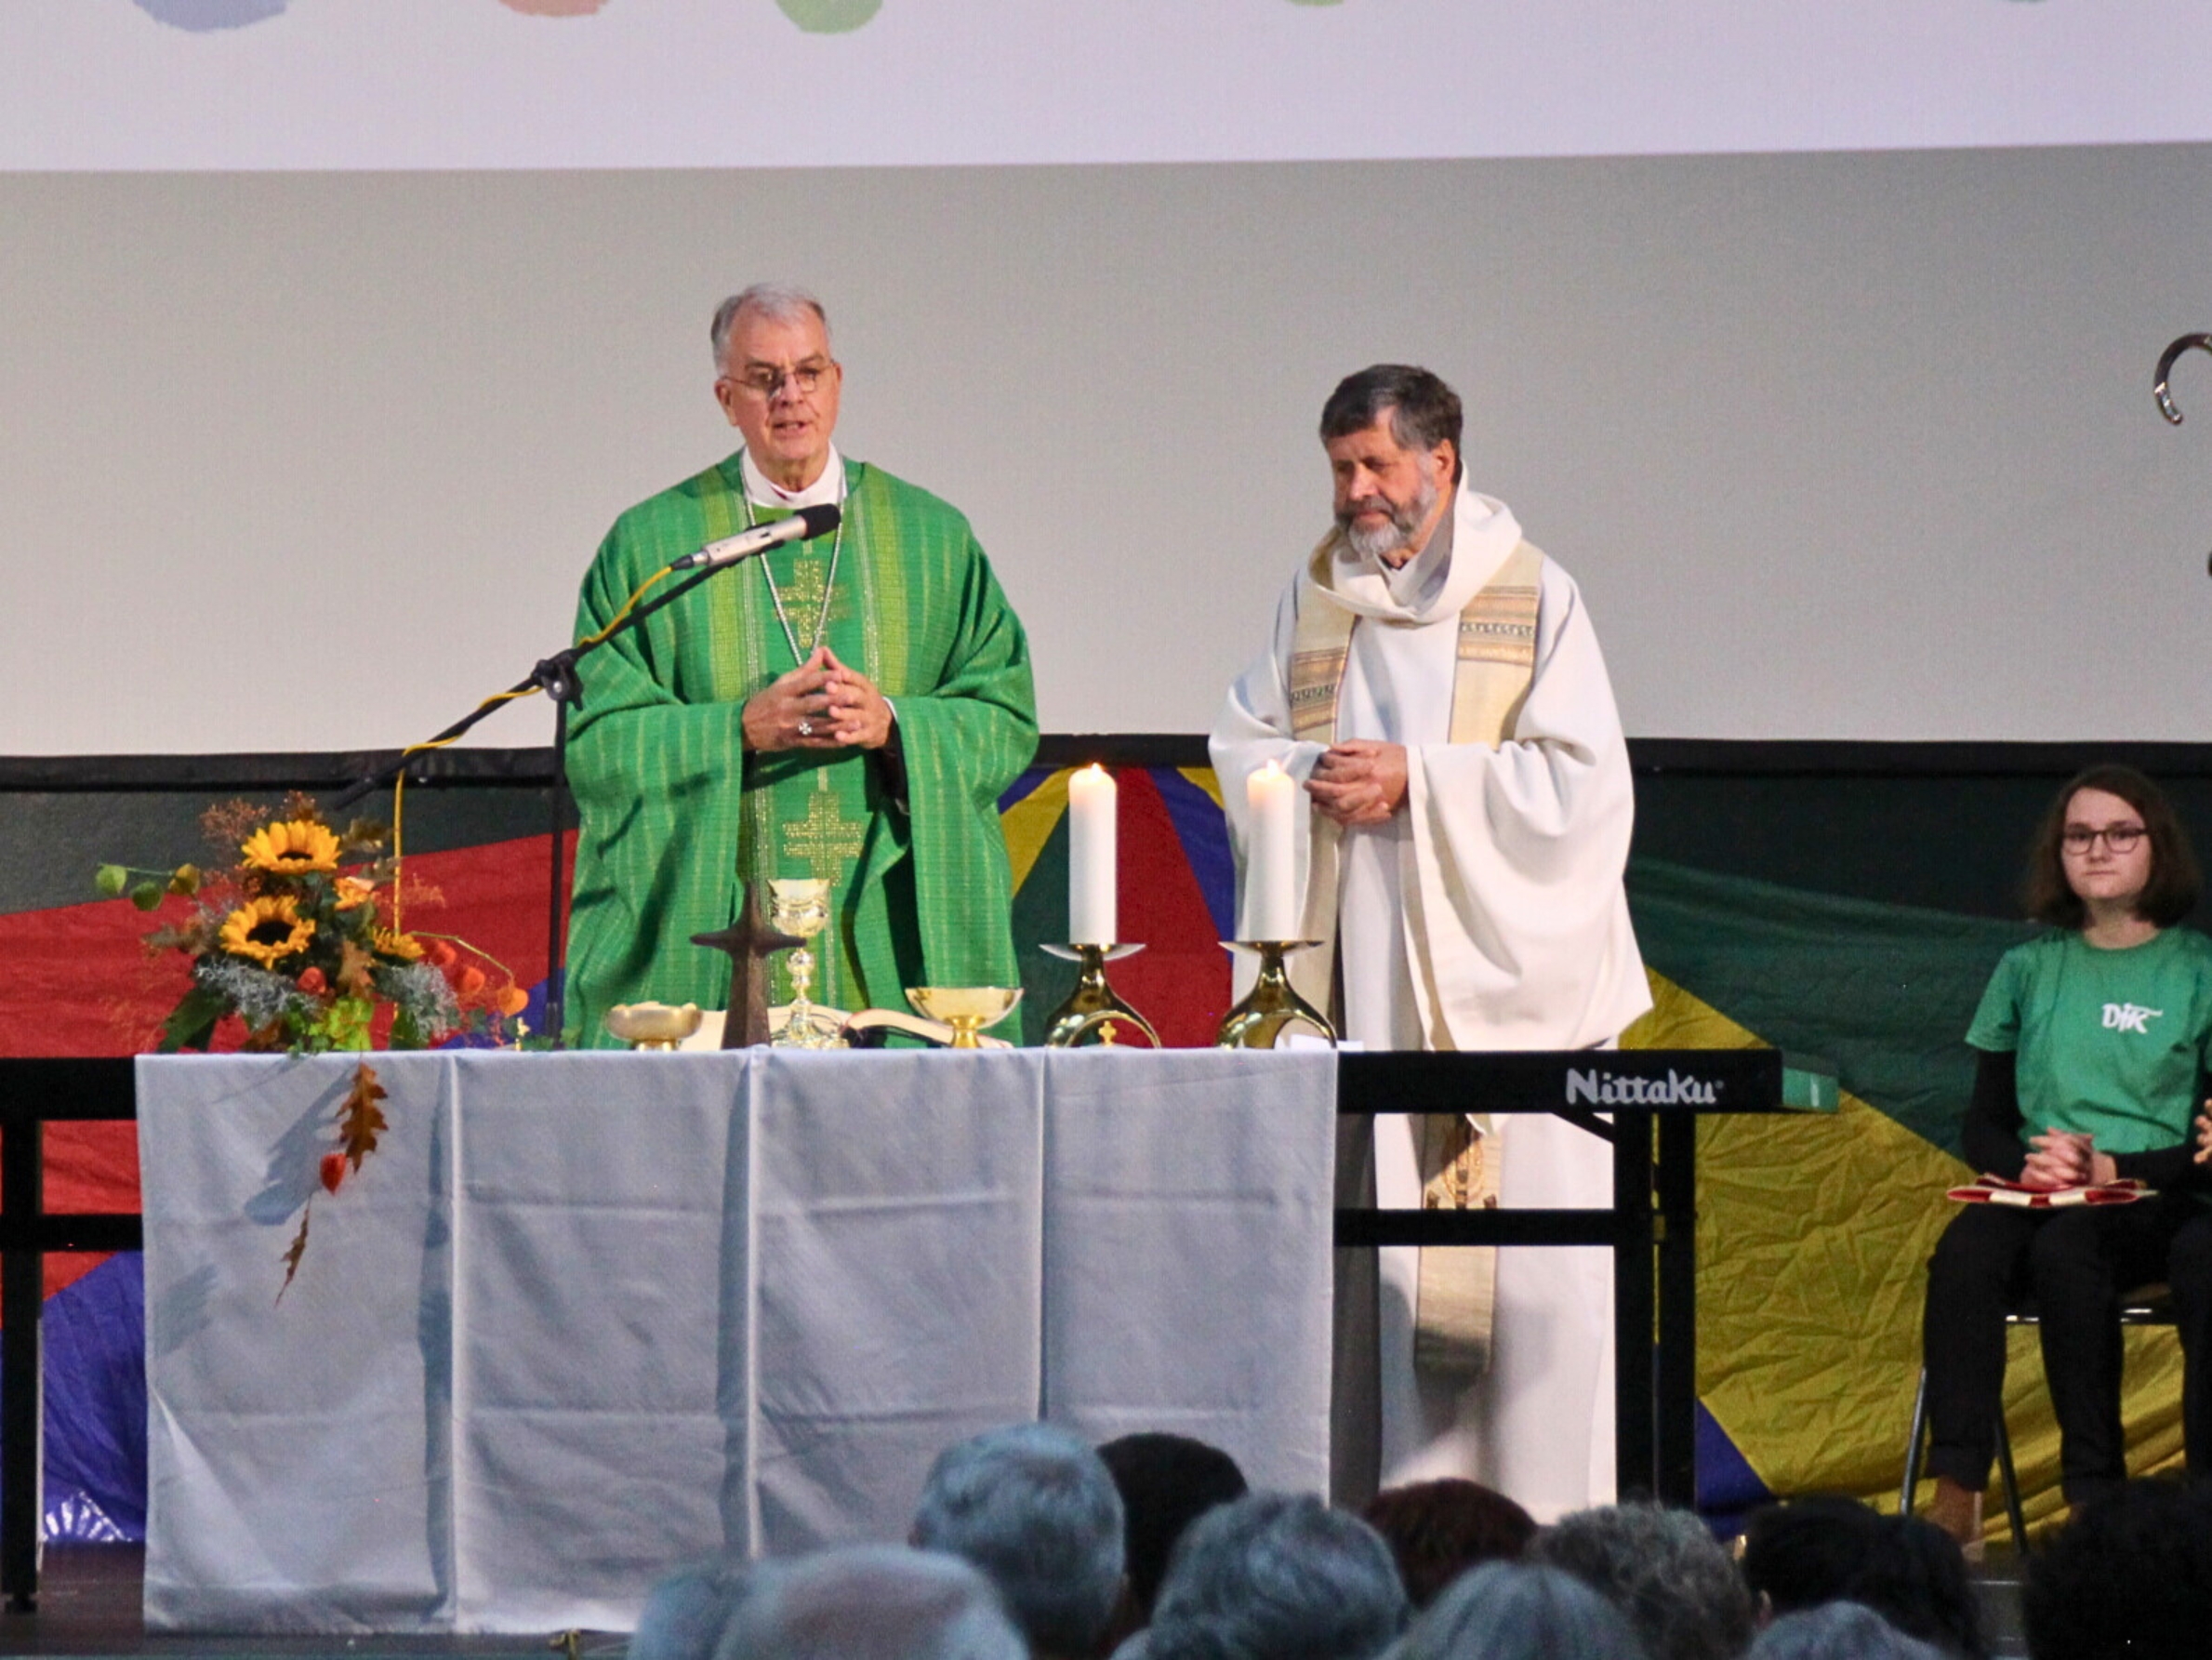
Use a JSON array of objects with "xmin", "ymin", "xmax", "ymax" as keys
[{"xmin": 692, "ymin": 882, "xmax": 803, "ymax": 1049}]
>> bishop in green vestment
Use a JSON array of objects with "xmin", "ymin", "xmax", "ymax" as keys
[{"xmin": 562, "ymin": 285, "xmax": 1037, "ymax": 1045}]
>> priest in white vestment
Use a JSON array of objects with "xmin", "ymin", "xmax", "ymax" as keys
[{"xmin": 1209, "ymin": 365, "xmax": 1650, "ymax": 1521}]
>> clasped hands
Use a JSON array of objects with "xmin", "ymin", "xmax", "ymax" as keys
[
  {"xmin": 2034, "ymin": 1102, "xmax": 2212, "ymax": 1186},
  {"xmin": 2019, "ymin": 1129, "xmax": 2119, "ymax": 1192},
  {"xmin": 743, "ymin": 646, "xmax": 893, "ymax": 751},
  {"xmin": 1305, "ymin": 740, "xmax": 1409, "ymax": 827}
]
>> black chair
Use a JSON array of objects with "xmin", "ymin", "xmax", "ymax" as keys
[{"xmin": 1900, "ymin": 1282, "xmax": 2174, "ymax": 1553}]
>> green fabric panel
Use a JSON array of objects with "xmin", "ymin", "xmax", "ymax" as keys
[
  {"xmin": 1007, "ymin": 809, "xmax": 1080, "ymax": 1045},
  {"xmin": 1627, "ymin": 856, "xmax": 2037, "ymax": 1156},
  {"xmin": 561, "ymin": 455, "xmax": 1036, "ymax": 1047}
]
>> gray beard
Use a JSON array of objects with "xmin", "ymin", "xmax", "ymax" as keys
[{"xmin": 1341, "ymin": 476, "xmax": 1439, "ymax": 564}]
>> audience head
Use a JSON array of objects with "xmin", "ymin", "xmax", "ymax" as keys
[
  {"xmin": 1528, "ymin": 1503, "xmax": 1755, "ymax": 1660},
  {"xmin": 1739, "ymin": 1497, "xmax": 1883, "ymax": 1615},
  {"xmin": 1144, "ymin": 1491, "xmax": 1410, "ymax": 1660},
  {"xmin": 911, "ymin": 1421, "xmax": 1126, "ymax": 1660},
  {"xmin": 1739, "ymin": 1499, "xmax": 1980, "ymax": 1657},
  {"xmin": 632, "ymin": 1559, "xmax": 752, "ymax": 1660},
  {"xmin": 713, "ymin": 1546, "xmax": 1024, "ymax": 1660},
  {"xmin": 1844, "ymin": 1517, "xmax": 1983, "ymax": 1658},
  {"xmin": 1389, "ymin": 1560, "xmax": 1647, "ymax": 1660},
  {"xmin": 1362, "ymin": 1478, "xmax": 1537, "ymax": 1610},
  {"xmin": 1747, "ymin": 1602, "xmax": 1942, "ymax": 1660},
  {"xmin": 2021, "ymin": 1478, "xmax": 2212, "ymax": 1660},
  {"xmin": 1098, "ymin": 1432, "xmax": 1251, "ymax": 1623}
]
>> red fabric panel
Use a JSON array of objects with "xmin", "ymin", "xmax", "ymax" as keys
[{"xmin": 1108, "ymin": 770, "xmax": 1232, "ymax": 1047}]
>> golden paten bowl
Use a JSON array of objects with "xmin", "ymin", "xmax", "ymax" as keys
[
  {"xmin": 905, "ymin": 987, "xmax": 1023, "ymax": 1049},
  {"xmin": 604, "ymin": 1002, "xmax": 705, "ymax": 1051}
]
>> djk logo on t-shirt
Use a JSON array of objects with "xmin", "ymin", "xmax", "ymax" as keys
[{"xmin": 2101, "ymin": 1003, "xmax": 2165, "ymax": 1034}]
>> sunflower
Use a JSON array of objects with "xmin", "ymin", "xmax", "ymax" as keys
[
  {"xmin": 374, "ymin": 929, "xmax": 425, "ymax": 963},
  {"xmin": 333, "ymin": 876, "xmax": 377, "ymax": 911},
  {"xmin": 219, "ymin": 896, "xmax": 316, "ymax": 968},
  {"xmin": 242, "ymin": 819, "xmax": 340, "ymax": 875}
]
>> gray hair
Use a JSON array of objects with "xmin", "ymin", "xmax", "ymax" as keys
[
  {"xmin": 1747, "ymin": 1602, "xmax": 1944, "ymax": 1660},
  {"xmin": 1388, "ymin": 1561, "xmax": 1648, "ymax": 1660},
  {"xmin": 1318, "ymin": 365, "xmax": 1464, "ymax": 482},
  {"xmin": 1146, "ymin": 1491, "xmax": 1410, "ymax": 1660},
  {"xmin": 710, "ymin": 283, "xmax": 830, "ymax": 368},
  {"xmin": 911, "ymin": 1422, "xmax": 1126, "ymax": 1657},
  {"xmin": 1528, "ymin": 1505, "xmax": 1755, "ymax": 1660},
  {"xmin": 631, "ymin": 1558, "xmax": 752, "ymax": 1660},
  {"xmin": 712, "ymin": 1547, "xmax": 1025, "ymax": 1660}
]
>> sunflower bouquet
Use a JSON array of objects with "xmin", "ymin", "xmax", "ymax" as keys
[{"xmin": 99, "ymin": 793, "xmax": 529, "ymax": 1054}]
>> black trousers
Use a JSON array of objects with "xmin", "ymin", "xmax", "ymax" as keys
[{"xmin": 1921, "ymin": 1195, "xmax": 2212, "ymax": 1504}]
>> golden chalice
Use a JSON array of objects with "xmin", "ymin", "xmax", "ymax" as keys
[
  {"xmin": 768, "ymin": 878, "xmax": 842, "ymax": 1048},
  {"xmin": 906, "ymin": 987, "xmax": 1024, "ymax": 1049}
]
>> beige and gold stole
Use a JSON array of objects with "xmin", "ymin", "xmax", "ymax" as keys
[{"xmin": 1291, "ymin": 540, "xmax": 1543, "ymax": 1377}]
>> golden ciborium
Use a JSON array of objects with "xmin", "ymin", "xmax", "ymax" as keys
[
  {"xmin": 604, "ymin": 1002, "xmax": 706, "ymax": 1051},
  {"xmin": 767, "ymin": 878, "xmax": 844, "ymax": 1048},
  {"xmin": 906, "ymin": 987, "xmax": 1024, "ymax": 1049}
]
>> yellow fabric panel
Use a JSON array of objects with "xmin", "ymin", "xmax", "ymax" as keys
[
  {"xmin": 1178, "ymin": 766, "xmax": 1224, "ymax": 809},
  {"xmin": 1000, "ymin": 767, "xmax": 1070, "ymax": 896},
  {"xmin": 1624, "ymin": 970, "xmax": 2182, "ymax": 1543}
]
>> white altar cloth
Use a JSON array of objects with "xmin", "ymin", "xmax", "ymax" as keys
[{"xmin": 137, "ymin": 1047, "xmax": 1336, "ymax": 1634}]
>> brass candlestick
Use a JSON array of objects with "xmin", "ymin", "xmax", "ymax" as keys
[
  {"xmin": 1040, "ymin": 943, "xmax": 1161, "ymax": 1048},
  {"xmin": 1215, "ymin": 940, "xmax": 1336, "ymax": 1049}
]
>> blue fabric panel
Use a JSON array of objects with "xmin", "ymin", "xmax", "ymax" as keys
[
  {"xmin": 1697, "ymin": 1398, "xmax": 1774, "ymax": 1537},
  {"xmin": 998, "ymin": 765, "xmax": 1054, "ymax": 814},
  {"xmin": 0, "ymin": 1252, "xmax": 148, "ymax": 1542}
]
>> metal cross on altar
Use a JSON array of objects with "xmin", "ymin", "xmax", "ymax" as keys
[{"xmin": 692, "ymin": 882, "xmax": 803, "ymax": 1049}]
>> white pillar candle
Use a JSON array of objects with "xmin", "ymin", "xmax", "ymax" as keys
[
  {"xmin": 1067, "ymin": 764, "xmax": 1118, "ymax": 946},
  {"xmin": 1246, "ymin": 760, "xmax": 1300, "ymax": 941}
]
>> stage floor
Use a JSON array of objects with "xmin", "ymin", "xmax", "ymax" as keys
[
  {"xmin": 0, "ymin": 1548, "xmax": 623, "ymax": 1659},
  {"xmin": 0, "ymin": 1542, "xmax": 2029, "ymax": 1658}
]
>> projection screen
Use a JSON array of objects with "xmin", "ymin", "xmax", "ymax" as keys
[{"xmin": 4, "ymin": 1, "xmax": 2210, "ymax": 751}]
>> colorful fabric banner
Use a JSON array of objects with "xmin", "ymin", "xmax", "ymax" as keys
[{"xmin": 0, "ymin": 766, "xmax": 2181, "ymax": 1546}]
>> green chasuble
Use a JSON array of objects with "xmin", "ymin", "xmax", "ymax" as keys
[{"xmin": 563, "ymin": 452, "xmax": 1038, "ymax": 1047}]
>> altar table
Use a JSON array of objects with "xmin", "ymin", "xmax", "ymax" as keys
[{"xmin": 137, "ymin": 1049, "xmax": 1337, "ymax": 1634}]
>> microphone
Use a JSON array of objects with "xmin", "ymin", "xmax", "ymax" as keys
[{"xmin": 671, "ymin": 503, "xmax": 841, "ymax": 572}]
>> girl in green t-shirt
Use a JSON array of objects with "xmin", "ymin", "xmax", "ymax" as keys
[{"xmin": 1918, "ymin": 765, "xmax": 2212, "ymax": 1551}]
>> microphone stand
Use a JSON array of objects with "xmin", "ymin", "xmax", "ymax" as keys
[{"xmin": 329, "ymin": 553, "xmax": 762, "ymax": 1048}]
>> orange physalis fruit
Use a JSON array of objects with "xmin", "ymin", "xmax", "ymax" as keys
[
  {"xmin": 426, "ymin": 939, "xmax": 458, "ymax": 969},
  {"xmin": 298, "ymin": 966, "xmax": 327, "ymax": 995},
  {"xmin": 494, "ymin": 983, "xmax": 531, "ymax": 1017},
  {"xmin": 454, "ymin": 964, "xmax": 488, "ymax": 1000},
  {"xmin": 319, "ymin": 1152, "xmax": 348, "ymax": 1194}
]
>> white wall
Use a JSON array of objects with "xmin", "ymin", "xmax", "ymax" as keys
[{"xmin": 4, "ymin": 148, "xmax": 2211, "ymax": 752}]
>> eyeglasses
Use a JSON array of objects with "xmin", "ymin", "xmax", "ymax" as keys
[
  {"xmin": 727, "ymin": 360, "xmax": 833, "ymax": 399},
  {"xmin": 2062, "ymin": 824, "xmax": 2147, "ymax": 855}
]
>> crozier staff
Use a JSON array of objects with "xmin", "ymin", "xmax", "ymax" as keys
[
  {"xmin": 563, "ymin": 285, "xmax": 1037, "ymax": 1044},
  {"xmin": 1210, "ymin": 365, "xmax": 1650, "ymax": 1516},
  {"xmin": 1919, "ymin": 765, "xmax": 2212, "ymax": 1548}
]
